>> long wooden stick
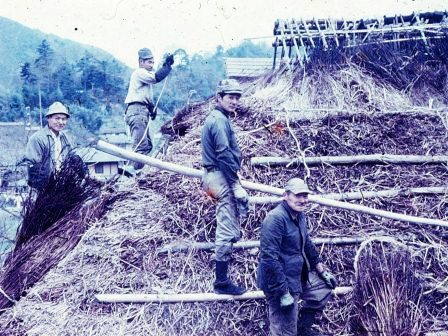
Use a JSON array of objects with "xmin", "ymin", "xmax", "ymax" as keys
[
  {"xmin": 250, "ymin": 186, "xmax": 448, "ymax": 204},
  {"xmin": 159, "ymin": 235, "xmax": 374, "ymax": 254},
  {"xmin": 251, "ymin": 154, "xmax": 448, "ymax": 167},
  {"xmin": 95, "ymin": 287, "xmax": 353, "ymax": 303},
  {"xmin": 93, "ymin": 140, "xmax": 448, "ymax": 228}
]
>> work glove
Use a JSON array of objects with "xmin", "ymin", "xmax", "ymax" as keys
[
  {"xmin": 147, "ymin": 102, "xmax": 157, "ymax": 120},
  {"xmin": 163, "ymin": 54, "xmax": 174, "ymax": 67},
  {"xmin": 280, "ymin": 292, "xmax": 294, "ymax": 308},
  {"xmin": 232, "ymin": 182, "xmax": 249, "ymax": 218},
  {"xmin": 319, "ymin": 271, "xmax": 337, "ymax": 289}
]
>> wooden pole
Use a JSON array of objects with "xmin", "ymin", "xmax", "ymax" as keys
[
  {"xmin": 159, "ymin": 235, "xmax": 373, "ymax": 254},
  {"xmin": 249, "ymin": 186, "xmax": 448, "ymax": 204},
  {"xmin": 93, "ymin": 140, "xmax": 448, "ymax": 228},
  {"xmin": 93, "ymin": 139, "xmax": 283, "ymax": 195},
  {"xmin": 250, "ymin": 154, "xmax": 448, "ymax": 167},
  {"xmin": 95, "ymin": 287, "xmax": 353, "ymax": 304}
]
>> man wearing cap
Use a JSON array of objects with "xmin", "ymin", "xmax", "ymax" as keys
[
  {"xmin": 257, "ymin": 178, "xmax": 337, "ymax": 336},
  {"xmin": 201, "ymin": 79, "xmax": 249, "ymax": 295},
  {"xmin": 24, "ymin": 101, "xmax": 73, "ymax": 190},
  {"xmin": 124, "ymin": 47, "xmax": 174, "ymax": 172}
]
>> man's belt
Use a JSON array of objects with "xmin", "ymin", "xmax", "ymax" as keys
[
  {"xmin": 205, "ymin": 166, "xmax": 220, "ymax": 172},
  {"xmin": 127, "ymin": 102, "xmax": 147, "ymax": 107}
]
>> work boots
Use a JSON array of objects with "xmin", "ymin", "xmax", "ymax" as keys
[
  {"xmin": 213, "ymin": 261, "xmax": 247, "ymax": 295},
  {"xmin": 297, "ymin": 308, "xmax": 327, "ymax": 336}
]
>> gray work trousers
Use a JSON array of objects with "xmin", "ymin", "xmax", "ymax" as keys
[
  {"xmin": 125, "ymin": 104, "xmax": 152, "ymax": 169},
  {"xmin": 266, "ymin": 272, "xmax": 332, "ymax": 336},
  {"xmin": 202, "ymin": 170, "xmax": 240, "ymax": 262}
]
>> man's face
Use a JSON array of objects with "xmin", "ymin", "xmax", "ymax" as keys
[
  {"xmin": 284, "ymin": 192, "xmax": 309, "ymax": 213},
  {"xmin": 140, "ymin": 58, "xmax": 154, "ymax": 71},
  {"xmin": 47, "ymin": 114, "xmax": 68, "ymax": 134},
  {"xmin": 217, "ymin": 93, "xmax": 241, "ymax": 113}
]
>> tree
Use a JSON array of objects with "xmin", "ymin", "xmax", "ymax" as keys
[
  {"xmin": 68, "ymin": 104, "xmax": 102, "ymax": 132},
  {"xmin": 225, "ymin": 40, "xmax": 271, "ymax": 58},
  {"xmin": 54, "ymin": 63, "xmax": 78, "ymax": 102},
  {"xmin": 20, "ymin": 62, "xmax": 39, "ymax": 108},
  {"xmin": 34, "ymin": 39, "xmax": 56, "ymax": 107},
  {"xmin": 7, "ymin": 93, "xmax": 24, "ymax": 120}
]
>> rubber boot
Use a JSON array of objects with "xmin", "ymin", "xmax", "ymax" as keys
[
  {"xmin": 297, "ymin": 308, "xmax": 326, "ymax": 336},
  {"xmin": 213, "ymin": 261, "xmax": 247, "ymax": 295}
]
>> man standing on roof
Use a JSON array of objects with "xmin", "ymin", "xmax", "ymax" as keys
[
  {"xmin": 124, "ymin": 47, "xmax": 174, "ymax": 172},
  {"xmin": 24, "ymin": 101, "xmax": 73, "ymax": 190},
  {"xmin": 257, "ymin": 178, "xmax": 337, "ymax": 336},
  {"xmin": 201, "ymin": 79, "xmax": 249, "ymax": 295}
]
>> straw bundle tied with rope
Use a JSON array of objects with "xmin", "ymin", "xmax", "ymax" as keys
[
  {"xmin": 0, "ymin": 42, "xmax": 447, "ymax": 335},
  {"xmin": 350, "ymin": 238, "xmax": 425, "ymax": 335}
]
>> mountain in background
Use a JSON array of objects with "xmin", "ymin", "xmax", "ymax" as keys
[{"xmin": 0, "ymin": 16, "xmax": 130, "ymax": 97}]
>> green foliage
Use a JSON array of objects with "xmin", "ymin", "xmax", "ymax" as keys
[
  {"xmin": 156, "ymin": 41, "xmax": 271, "ymax": 115},
  {"xmin": 155, "ymin": 49, "xmax": 225, "ymax": 114},
  {"xmin": 6, "ymin": 40, "xmax": 128, "ymax": 131},
  {"xmin": 0, "ymin": 93, "xmax": 24, "ymax": 121},
  {"xmin": 225, "ymin": 40, "xmax": 272, "ymax": 58},
  {"xmin": 2, "ymin": 17, "xmax": 273, "ymax": 130},
  {"xmin": 68, "ymin": 104, "xmax": 103, "ymax": 133}
]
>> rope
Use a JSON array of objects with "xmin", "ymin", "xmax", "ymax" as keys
[
  {"xmin": 122, "ymin": 75, "xmax": 170, "ymax": 174},
  {"xmin": 133, "ymin": 76, "xmax": 169, "ymax": 153}
]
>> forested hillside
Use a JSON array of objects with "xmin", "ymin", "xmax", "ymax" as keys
[{"xmin": 0, "ymin": 16, "xmax": 271, "ymax": 134}]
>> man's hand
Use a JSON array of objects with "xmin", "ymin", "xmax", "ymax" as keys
[
  {"xmin": 149, "ymin": 107, "xmax": 157, "ymax": 120},
  {"xmin": 319, "ymin": 271, "xmax": 337, "ymax": 289},
  {"xmin": 232, "ymin": 183, "xmax": 248, "ymax": 201},
  {"xmin": 164, "ymin": 54, "xmax": 174, "ymax": 67},
  {"xmin": 280, "ymin": 292, "xmax": 294, "ymax": 308},
  {"xmin": 147, "ymin": 102, "xmax": 157, "ymax": 120},
  {"xmin": 232, "ymin": 182, "xmax": 249, "ymax": 218}
]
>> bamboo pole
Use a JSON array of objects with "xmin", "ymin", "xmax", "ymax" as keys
[
  {"xmin": 93, "ymin": 139, "xmax": 283, "ymax": 195},
  {"xmin": 95, "ymin": 287, "xmax": 353, "ymax": 303},
  {"xmin": 275, "ymin": 23, "xmax": 445, "ymax": 39},
  {"xmin": 93, "ymin": 140, "xmax": 448, "ymax": 228},
  {"xmin": 251, "ymin": 154, "xmax": 448, "ymax": 167},
  {"xmin": 159, "ymin": 235, "xmax": 374, "ymax": 254},
  {"xmin": 249, "ymin": 186, "xmax": 448, "ymax": 204}
]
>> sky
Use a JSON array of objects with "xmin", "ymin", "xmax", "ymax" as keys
[{"xmin": 0, "ymin": 0, "xmax": 447, "ymax": 67}]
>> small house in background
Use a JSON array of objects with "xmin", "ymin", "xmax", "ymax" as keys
[
  {"xmin": 76, "ymin": 148, "xmax": 127, "ymax": 181},
  {"xmin": 100, "ymin": 132, "xmax": 133, "ymax": 151},
  {"xmin": 223, "ymin": 57, "xmax": 273, "ymax": 79},
  {"xmin": 98, "ymin": 124, "xmax": 133, "ymax": 151}
]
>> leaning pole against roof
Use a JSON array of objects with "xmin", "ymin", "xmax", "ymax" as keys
[{"xmin": 93, "ymin": 139, "xmax": 448, "ymax": 228}]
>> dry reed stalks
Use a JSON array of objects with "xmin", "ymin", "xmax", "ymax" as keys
[
  {"xmin": 349, "ymin": 238, "xmax": 424, "ymax": 335},
  {"xmin": 0, "ymin": 46, "xmax": 447, "ymax": 335},
  {"xmin": 16, "ymin": 153, "xmax": 101, "ymax": 248}
]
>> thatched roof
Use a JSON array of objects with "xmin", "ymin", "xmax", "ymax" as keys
[{"xmin": 0, "ymin": 42, "xmax": 447, "ymax": 335}]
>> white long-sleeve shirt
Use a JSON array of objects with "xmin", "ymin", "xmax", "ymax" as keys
[{"xmin": 124, "ymin": 68, "xmax": 157, "ymax": 104}]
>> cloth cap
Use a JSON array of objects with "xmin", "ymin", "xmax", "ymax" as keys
[
  {"xmin": 46, "ymin": 102, "xmax": 69, "ymax": 118},
  {"xmin": 216, "ymin": 79, "xmax": 242, "ymax": 95},
  {"xmin": 284, "ymin": 178, "xmax": 312, "ymax": 194},
  {"xmin": 138, "ymin": 48, "xmax": 154, "ymax": 60}
]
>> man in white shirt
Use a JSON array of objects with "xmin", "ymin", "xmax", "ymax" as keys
[{"xmin": 124, "ymin": 47, "xmax": 174, "ymax": 171}]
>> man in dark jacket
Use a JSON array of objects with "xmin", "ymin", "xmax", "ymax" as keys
[
  {"xmin": 24, "ymin": 101, "xmax": 73, "ymax": 190},
  {"xmin": 257, "ymin": 178, "xmax": 337, "ymax": 336},
  {"xmin": 201, "ymin": 79, "xmax": 249, "ymax": 295}
]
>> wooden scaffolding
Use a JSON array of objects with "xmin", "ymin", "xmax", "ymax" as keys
[{"xmin": 272, "ymin": 11, "xmax": 448, "ymax": 68}]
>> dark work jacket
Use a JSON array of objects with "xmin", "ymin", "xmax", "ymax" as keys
[
  {"xmin": 23, "ymin": 127, "xmax": 73, "ymax": 190},
  {"xmin": 257, "ymin": 201, "xmax": 321, "ymax": 297},
  {"xmin": 201, "ymin": 106, "xmax": 241, "ymax": 186}
]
